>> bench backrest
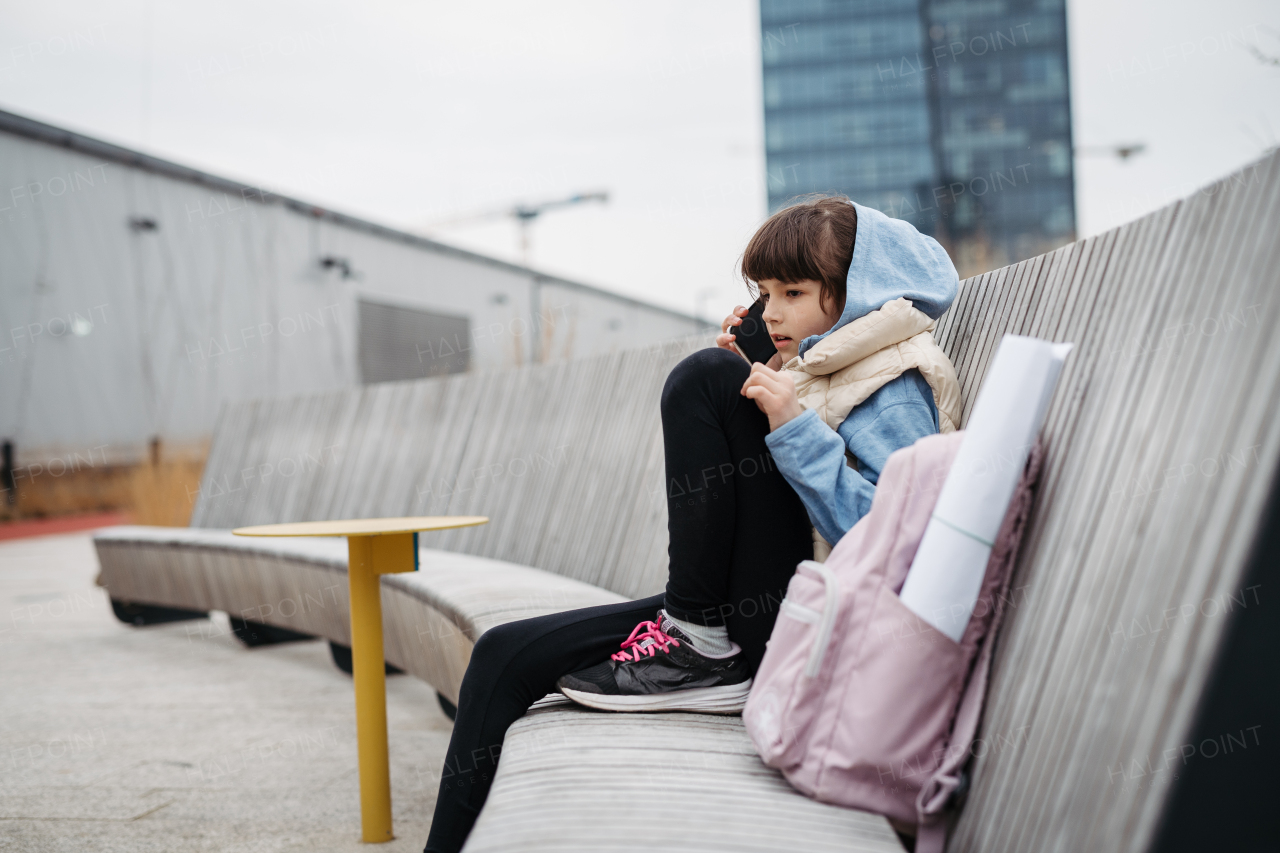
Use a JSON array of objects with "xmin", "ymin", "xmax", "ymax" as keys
[
  {"xmin": 192, "ymin": 149, "xmax": 1279, "ymax": 852},
  {"xmin": 191, "ymin": 338, "xmax": 703, "ymax": 599},
  {"xmin": 935, "ymin": 150, "xmax": 1278, "ymax": 852}
]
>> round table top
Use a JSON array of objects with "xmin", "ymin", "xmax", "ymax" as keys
[{"xmin": 232, "ymin": 516, "xmax": 490, "ymax": 538}]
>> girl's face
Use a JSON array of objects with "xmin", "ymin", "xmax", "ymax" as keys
[{"xmin": 756, "ymin": 279, "xmax": 844, "ymax": 363}]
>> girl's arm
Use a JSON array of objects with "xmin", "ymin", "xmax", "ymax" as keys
[{"xmin": 758, "ymin": 371, "xmax": 939, "ymax": 545}]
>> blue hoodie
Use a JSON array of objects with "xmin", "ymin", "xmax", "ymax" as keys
[{"xmin": 763, "ymin": 202, "xmax": 959, "ymax": 546}]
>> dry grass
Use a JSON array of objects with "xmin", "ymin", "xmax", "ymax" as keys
[
  {"xmin": 1, "ymin": 452, "xmax": 206, "ymax": 527},
  {"xmin": 2, "ymin": 465, "xmax": 131, "ymax": 522},
  {"xmin": 128, "ymin": 458, "xmax": 207, "ymax": 526}
]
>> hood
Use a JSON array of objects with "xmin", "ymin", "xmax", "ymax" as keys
[{"xmin": 798, "ymin": 201, "xmax": 958, "ymax": 358}]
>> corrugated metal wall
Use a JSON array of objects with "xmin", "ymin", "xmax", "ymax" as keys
[{"xmin": 0, "ymin": 111, "xmax": 705, "ymax": 465}]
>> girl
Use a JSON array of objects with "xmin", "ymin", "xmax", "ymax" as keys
[{"xmin": 424, "ymin": 195, "xmax": 961, "ymax": 853}]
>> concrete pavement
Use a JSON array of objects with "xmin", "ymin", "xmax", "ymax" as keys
[{"xmin": 0, "ymin": 532, "xmax": 454, "ymax": 852}]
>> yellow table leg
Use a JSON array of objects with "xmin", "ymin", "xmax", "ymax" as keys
[
  {"xmin": 347, "ymin": 534, "xmax": 413, "ymax": 843},
  {"xmin": 233, "ymin": 521, "xmax": 462, "ymax": 845}
]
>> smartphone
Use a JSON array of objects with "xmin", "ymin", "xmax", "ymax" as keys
[{"xmin": 732, "ymin": 300, "xmax": 778, "ymax": 365}]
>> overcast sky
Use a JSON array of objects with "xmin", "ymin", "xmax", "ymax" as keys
[{"xmin": 2, "ymin": 1, "xmax": 1276, "ymax": 320}]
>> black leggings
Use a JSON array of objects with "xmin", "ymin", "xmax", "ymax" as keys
[{"xmin": 423, "ymin": 347, "xmax": 813, "ymax": 853}]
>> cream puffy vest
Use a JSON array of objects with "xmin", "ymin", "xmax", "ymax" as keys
[
  {"xmin": 782, "ymin": 297, "xmax": 961, "ymax": 435},
  {"xmin": 781, "ymin": 297, "xmax": 962, "ymax": 559}
]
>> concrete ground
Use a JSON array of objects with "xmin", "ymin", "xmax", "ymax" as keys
[{"xmin": 0, "ymin": 532, "xmax": 454, "ymax": 852}]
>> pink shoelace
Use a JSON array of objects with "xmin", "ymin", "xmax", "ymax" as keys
[{"xmin": 611, "ymin": 619, "xmax": 681, "ymax": 662}]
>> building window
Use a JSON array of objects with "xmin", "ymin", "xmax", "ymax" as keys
[{"xmin": 357, "ymin": 298, "xmax": 470, "ymax": 384}]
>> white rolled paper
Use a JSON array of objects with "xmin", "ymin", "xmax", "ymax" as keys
[{"xmin": 898, "ymin": 335, "xmax": 1073, "ymax": 641}]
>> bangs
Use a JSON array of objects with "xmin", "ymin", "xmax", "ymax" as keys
[{"xmin": 741, "ymin": 194, "xmax": 857, "ymax": 310}]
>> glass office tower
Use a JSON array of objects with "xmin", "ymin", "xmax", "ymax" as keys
[{"xmin": 760, "ymin": 0, "xmax": 1075, "ymax": 276}]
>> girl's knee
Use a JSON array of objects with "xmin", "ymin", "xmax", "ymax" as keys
[
  {"xmin": 457, "ymin": 623, "xmax": 528, "ymax": 707},
  {"xmin": 469, "ymin": 622, "xmax": 527, "ymax": 671},
  {"xmin": 663, "ymin": 348, "xmax": 748, "ymax": 408}
]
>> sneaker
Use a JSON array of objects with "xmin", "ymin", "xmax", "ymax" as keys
[{"xmin": 557, "ymin": 612, "xmax": 752, "ymax": 714}]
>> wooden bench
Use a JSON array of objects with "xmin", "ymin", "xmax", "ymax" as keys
[
  {"xmin": 95, "ymin": 149, "xmax": 1280, "ymax": 851},
  {"xmin": 96, "ymin": 336, "xmax": 695, "ymax": 703}
]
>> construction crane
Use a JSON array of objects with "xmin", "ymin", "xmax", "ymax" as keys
[
  {"xmin": 421, "ymin": 191, "xmax": 609, "ymax": 266},
  {"xmin": 1074, "ymin": 143, "xmax": 1147, "ymax": 162}
]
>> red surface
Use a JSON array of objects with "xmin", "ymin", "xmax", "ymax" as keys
[{"xmin": 0, "ymin": 512, "xmax": 132, "ymax": 541}]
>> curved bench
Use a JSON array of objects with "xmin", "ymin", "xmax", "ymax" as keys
[
  {"xmin": 95, "ymin": 339, "xmax": 696, "ymax": 701},
  {"xmin": 95, "ymin": 526, "xmax": 623, "ymax": 703}
]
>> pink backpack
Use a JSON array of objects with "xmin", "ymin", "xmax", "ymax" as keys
[{"xmin": 743, "ymin": 431, "xmax": 1041, "ymax": 852}]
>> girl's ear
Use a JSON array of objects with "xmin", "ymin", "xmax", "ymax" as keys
[{"xmin": 821, "ymin": 287, "xmax": 845, "ymax": 322}]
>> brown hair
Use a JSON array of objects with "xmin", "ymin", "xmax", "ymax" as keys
[{"xmin": 741, "ymin": 194, "xmax": 857, "ymax": 315}]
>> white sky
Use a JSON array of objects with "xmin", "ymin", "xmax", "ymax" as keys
[{"xmin": 1, "ymin": 1, "xmax": 1276, "ymax": 321}]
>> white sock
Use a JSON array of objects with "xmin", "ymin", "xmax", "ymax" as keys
[{"xmin": 660, "ymin": 609, "xmax": 733, "ymax": 657}]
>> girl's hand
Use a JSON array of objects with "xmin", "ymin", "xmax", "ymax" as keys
[
  {"xmin": 741, "ymin": 363, "xmax": 803, "ymax": 431},
  {"xmin": 715, "ymin": 305, "xmax": 750, "ymax": 352}
]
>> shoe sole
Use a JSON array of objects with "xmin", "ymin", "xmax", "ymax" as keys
[{"xmin": 559, "ymin": 679, "xmax": 752, "ymax": 715}]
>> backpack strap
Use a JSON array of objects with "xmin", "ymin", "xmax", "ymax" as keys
[
  {"xmin": 913, "ymin": 441, "xmax": 1043, "ymax": 853},
  {"xmin": 913, "ymin": 601, "xmax": 1004, "ymax": 853}
]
